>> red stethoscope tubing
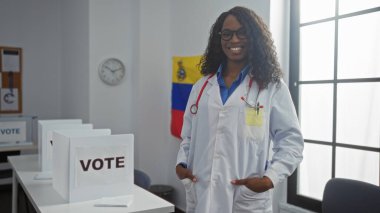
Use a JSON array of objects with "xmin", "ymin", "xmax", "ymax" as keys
[
  {"xmin": 190, "ymin": 74, "xmax": 254, "ymax": 115},
  {"xmin": 240, "ymin": 76, "xmax": 254, "ymax": 104},
  {"xmin": 190, "ymin": 73, "xmax": 215, "ymax": 115},
  {"xmin": 248, "ymin": 77, "xmax": 253, "ymax": 91}
]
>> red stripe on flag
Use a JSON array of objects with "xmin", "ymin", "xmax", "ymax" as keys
[{"xmin": 171, "ymin": 109, "xmax": 184, "ymax": 139}]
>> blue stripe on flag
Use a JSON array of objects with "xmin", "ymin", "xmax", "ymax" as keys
[{"xmin": 172, "ymin": 83, "xmax": 193, "ymax": 111}]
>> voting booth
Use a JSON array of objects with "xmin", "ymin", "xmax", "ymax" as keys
[
  {"xmin": 0, "ymin": 116, "xmax": 36, "ymax": 186},
  {"xmin": 38, "ymin": 119, "xmax": 94, "ymax": 172},
  {"xmin": 0, "ymin": 116, "xmax": 35, "ymax": 145},
  {"xmin": 52, "ymin": 132, "xmax": 134, "ymax": 202}
]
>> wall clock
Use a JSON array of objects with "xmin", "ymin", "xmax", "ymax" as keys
[{"xmin": 98, "ymin": 58, "xmax": 126, "ymax": 86}]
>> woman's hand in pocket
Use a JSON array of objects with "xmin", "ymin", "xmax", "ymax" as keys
[
  {"xmin": 176, "ymin": 164, "xmax": 197, "ymax": 182},
  {"xmin": 231, "ymin": 176, "xmax": 273, "ymax": 193}
]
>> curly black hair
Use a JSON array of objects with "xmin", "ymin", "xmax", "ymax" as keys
[{"xmin": 200, "ymin": 6, "xmax": 282, "ymax": 88}]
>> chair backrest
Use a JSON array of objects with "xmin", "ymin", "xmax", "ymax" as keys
[
  {"xmin": 322, "ymin": 178, "xmax": 380, "ymax": 213},
  {"xmin": 134, "ymin": 169, "xmax": 151, "ymax": 190}
]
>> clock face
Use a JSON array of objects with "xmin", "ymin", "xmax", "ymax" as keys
[{"xmin": 98, "ymin": 58, "xmax": 126, "ymax": 85}]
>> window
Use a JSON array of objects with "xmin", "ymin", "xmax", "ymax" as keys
[{"xmin": 288, "ymin": 1, "xmax": 380, "ymax": 212}]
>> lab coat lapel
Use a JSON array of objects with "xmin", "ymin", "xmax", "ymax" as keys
[{"xmin": 206, "ymin": 75, "xmax": 223, "ymax": 106}]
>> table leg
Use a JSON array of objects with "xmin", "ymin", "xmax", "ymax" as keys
[{"xmin": 11, "ymin": 170, "xmax": 17, "ymax": 213}]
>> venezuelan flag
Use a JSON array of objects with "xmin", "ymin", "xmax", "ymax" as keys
[{"xmin": 171, "ymin": 56, "xmax": 203, "ymax": 139}]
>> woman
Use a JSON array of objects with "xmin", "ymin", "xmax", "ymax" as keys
[{"xmin": 176, "ymin": 6, "xmax": 303, "ymax": 213}]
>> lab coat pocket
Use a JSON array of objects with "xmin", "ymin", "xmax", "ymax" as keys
[
  {"xmin": 233, "ymin": 185, "xmax": 271, "ymax": 213},
  {"xmin": 181, "ymin": 178, "xmax": 197, "ymax": 212},
  {"xmin": 246, "ymin": 125, "xmax": 265, "ymax": 142},
  {"xmin": 245, "ymin": 107, "xmax": 265, "ymax": 142},
  {"xmin": 245, "ymin": 107, "xmax": 264, "ymax": 126}
]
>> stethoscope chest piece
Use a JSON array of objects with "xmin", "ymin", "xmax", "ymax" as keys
[{"xmin": 190, "ymin": 104, "xmax": 198, "ymax": 114}]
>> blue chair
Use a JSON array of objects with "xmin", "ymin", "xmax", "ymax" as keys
[
  {"xmin": 322, "ymin": 178, "xmax": 380, "ymax": 213},
  {"xmin": 134, "ymin": 169, "xmax": 151, "ymax": 190}
]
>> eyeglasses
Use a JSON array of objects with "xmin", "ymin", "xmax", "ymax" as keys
[{"xmin": 219, "ymin": 28, "xmax": 248, "ymax": 41}]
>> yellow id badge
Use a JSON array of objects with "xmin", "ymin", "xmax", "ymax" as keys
[{"xmin": 245, "ymin": 107, "xmax": 264, "ymax": 126}]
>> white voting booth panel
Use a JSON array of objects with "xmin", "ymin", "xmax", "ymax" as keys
[
  {"xmin": 53, "ymin": 129, "xmax": 111, "ymax": 138},
  {"xmin": 52, "ymin": 132, "xmax": 133, "ymax": 203},
  {"xmin": 51, "ymin": 129, "xmax": 111, "ymax": 190},
  {"xmin": 44, "ymin": 124, "xmax": 94, "ymax": 172},
  {"xmin": 38, "ymin": 119, "xmax": 95, "ymax": 172},
  {"xmin": 38, "ymin": 119, "xmax": 82, "ymax": 170}
]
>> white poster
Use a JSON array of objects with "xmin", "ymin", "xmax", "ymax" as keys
[
  {"xmin": 0, "ymin": 88, "xmax": 18, "ymax": 111},
  {"xmin": 1, "ymin": 49, "xmax": 20, "ymax": 72},
  {"xmin": 74, "ymin": 145, "xmax": 129, "ymax": 188},
  {"xmin": 0, "ymin": 121, "xmax": 26, "ymax": 142}
]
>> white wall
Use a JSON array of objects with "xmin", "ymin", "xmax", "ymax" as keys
[
  {"xmin": 270, "ymin": 0, "xmax": 291, "ymax": 84},
  {"xmin": 135, "ymin": 0, "xmax": 172, "ymax": 180},
  {"xmin": 61, "ymin": 0, "xmax": 90, "ymax": 122},
  {"xmin": 88, "ymin": 0, "xmax": 137, "ymax": 133},
  {"xmin": 170, "ymin": 0, "xmax": 269, "ymax": 56},
  {"xmin": 0, "ymin": 0, "xmax": 62, "ymax": 119}
]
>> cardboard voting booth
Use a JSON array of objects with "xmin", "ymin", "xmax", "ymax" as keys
[
  {"xmin": 38, "ymin": 119, "xmax": 95, "ymax": 172},
  {"xmin": 52, "ymin": 132, "xmax": 133, "ymax": 202}
]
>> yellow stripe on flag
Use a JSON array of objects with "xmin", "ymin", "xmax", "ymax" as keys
[{"xmin": 172, "ymin": 56, "xmax": 203, "ymax": 84}]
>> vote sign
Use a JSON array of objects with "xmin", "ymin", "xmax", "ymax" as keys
[
  {"xmin": 0, "ymin": 121, "xmax": 26, "ymax": 142},
  {"xmin": 52, "ymin": 133, "xmax": 134, "ymax": 202}
]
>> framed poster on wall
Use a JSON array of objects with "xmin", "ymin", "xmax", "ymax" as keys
[{"xmin": 0, "ymin": 46, "xmax": 22, "ymax": 114}]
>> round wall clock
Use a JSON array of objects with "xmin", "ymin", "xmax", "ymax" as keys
[{"xmin": 98, "ymin": 58, "xmax": 126, "ymax": 86}]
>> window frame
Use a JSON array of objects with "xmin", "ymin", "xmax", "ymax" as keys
[{"xmin": 288, "ymin": 1, "xmax": 380, "ymax": 212}]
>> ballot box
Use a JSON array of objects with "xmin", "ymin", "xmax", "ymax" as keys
[
  {"xmin": 0, "ymin": 116, "xmax": 36, "ymax": 185},
  {"xmin": 52, "ymin": 131, "xmax": 134, "ymax": 202},
  {"xmin": 38, "ymin": 119, "xmax": 94, "ymax": 172}
]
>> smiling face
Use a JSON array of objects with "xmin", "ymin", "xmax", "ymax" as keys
[{"xmin": 221, "ymin": 14, "xmax": 249, "ymax": 66}]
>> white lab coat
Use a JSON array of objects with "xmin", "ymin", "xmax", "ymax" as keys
[{"xmin": 177, "ymin": 74, "xmax": 303, "ymax": 213}]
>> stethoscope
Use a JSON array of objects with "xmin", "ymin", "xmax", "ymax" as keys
[
  {"xmin": 241, "ymin": 76, "xmax": 262, "ymax": 114},
  {"xmin": 190, "ymin": 73, "xmax": 261, "ymax": 115},
  {"xmin": 190, "ymin": 73, "xmax": 215, "ymax": 114}
]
